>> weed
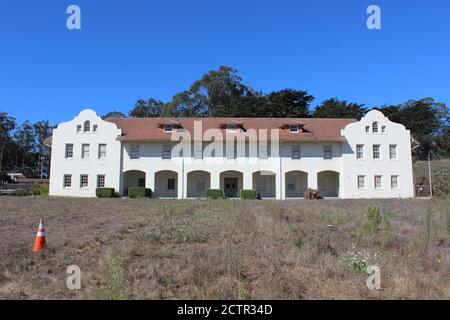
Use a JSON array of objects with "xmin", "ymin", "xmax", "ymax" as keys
[
  {"xmin": 363, "ymin": 205, "xmax": 382, "ymax": 233},
  {"xmin": 99, "ymin": 248, "xmax": 127, "ymax": 300}
]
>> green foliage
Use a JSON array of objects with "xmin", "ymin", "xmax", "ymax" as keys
[
  {"xmin": 102, "ymin": 111, "xmax": 126, "ymax": 119},
  {"xmin": 206, "ymin": 189, "xmax": 223, "ymax": 199},
  {"xmin": 294, "ymin": 237, "xmax": 304, "ymax": 249},
  {"xmin": 129, "ymin": 98, "xmax": 170, "ymax": 118},
  {"xmin": 100, "ymin": 248, "xmax": 127, "ymax": 300},
  {"xmin": 264, "ymin": 89, "xmax": 314, "ymax": 117},
  {"xmin": 127, "ymin": 187, "xmax": 152, "ymax": 199},
  {"xmin": 304, "ymin": 188, "xmax": 321, "ymax": 200},
  {"xmin": 345, "ymin": 252, "xmax": 369, "ymax": 274},
  {"xmin": 381, "ymin": 211, "xmax": 392, "ymax": 247},
  {"xmin": 433, "ymin": 168, "xmax": 450, "ymax": 197},
  {"xmin": 96, "ymin": 187, "xmax": 116, "ymax": 198},
  {"xmin": 363, "ymin": 205, "xmax": 382, "ymax": 233},
  {"xmin": 313, "ymin": 98, "xmax": 366, "ymax": 120},
  {"xmin": 30, "ymin": 183, "xmax": 49, "ymax": 196},
  {"xmin": 240, "ymin": 189, "xmax": 257, "ymax": 200},
  {"xmin": 15, "ymin": 188, "xmax": 28, "ymax": 196}
]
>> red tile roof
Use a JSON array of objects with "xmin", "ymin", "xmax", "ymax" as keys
[{"xmin": 105, "ymin": 117, "xmax": 357, "ymax": 142}]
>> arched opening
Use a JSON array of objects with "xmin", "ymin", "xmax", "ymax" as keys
[
  {"xmin": 123, "ymin": 170, "xmax": 146, "ymax": 196},
  {"xmin": 155, "ymin": 170, "xmax": 178, "ymax": 198},
  {"xmin": 285, "ymin": 171, "xmax": 308, "ymax": 198},
  {"xmin": 83, "ymin": 120, "xmax": 90, "ymax": 132},
  {"xmin": 187, "ymin": 171, "xmax": 210, "ymax": 198},
  {"xmin": 220, "ymin": 170, "xmax": 243, "ymax": 198},
  {"xmin": 317, "ymin": 171, "xmax": 339, "ymax": 198},
  {"xmin": 253, "ymin": 170, "xmax": 276, "ymax": 199}
]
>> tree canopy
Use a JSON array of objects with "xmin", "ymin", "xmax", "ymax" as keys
[{"xmin": 313, "ymin": 98, "xmax": 366, "ymax": 120}]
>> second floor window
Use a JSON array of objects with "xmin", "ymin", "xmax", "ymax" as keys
[
  {"xmin": 162, "ymin": 145, "xmax": 172, "ymax": 159},
  {"xmin": 83, "ymin": 120, "xmax": 90, "ymax": 132},
  {"xmin": 373, "ymin": 145, "xmax": 380, "ymax": 159},
  {"xmin": 98, "ymin": 144, "xmax": 107, "ymax": 159},
  {"xmin": 389, "ymin": 144, "xmax": 397, "ymax": 159},
  {"xmin": 164, "ymin": 124, "xmax": 173, "ymax": 132},
  {"xmin": 130, "ymin": 145, "xmax": 140, "ymax": 159},
  {"xmin": 372, "ymin": 122, "xmax": 378, "ymax": 133},
  {"xmin": 291, "ymin": 145, "xmax": 300, "ymax": 159},
  {"xmin": 356, "ymin": 144, "xmax": 364, "ymax": 159},
  {"xmin": 81, "ymin": 144, "xmax": 90, "ymax": 159},
  {"xmin": 323, "ymin": 145, "xmax": 332, "ymax": 159},
  {"xmin": 65, "ymin": 144, "xmax": 73, "ymax": 158}
]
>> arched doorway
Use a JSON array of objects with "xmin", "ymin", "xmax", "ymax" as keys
[
  {"xmin": 285, "ymin": 171, "xmax": 308, "ymax": 198},
  {"xmin": 187, "ymin": 171, "xmax": 211, "ymax": 198},
  {"xmin": 123, "ymin": 170, "xmax": 146, "ymax": 196},
  {"xmin": 317, "ymin": 171, "xmax": 339, "ymax": 197},
  {"xmin": 220, "ymin": 171, "xmax": 243, "ymax": 198},
  {"xmin": 155, "ymin": 170, "xmax": 178, "ymax": 198},
  {"xmin": 253, "ymin": 170, "xmax": 276, "ymax": 199}
]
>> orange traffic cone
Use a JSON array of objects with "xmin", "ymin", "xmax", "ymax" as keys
[{"xmin": 33, "ymin": 219, "xmax": 46, "ymax": 252}]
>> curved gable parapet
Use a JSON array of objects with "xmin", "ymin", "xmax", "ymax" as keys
[{"xmin": 341, "ymin": 109, "xmax": 408, "ymax": 136}]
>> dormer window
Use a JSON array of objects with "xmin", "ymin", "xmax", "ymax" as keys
[
  {"xmin": 164, "ymin": 124, "xmax": 173, "ymax": 132},
  {"xmin": 289, "ymin": 125, "xmax": 298, "ymax": 133},
  {"xmin": 83, "ymin": 120, "xmax": 90, "ymax": 132},
  {"xmin": 227, "ymin": 125, "xmax": 236, "ymax": 133},
  {"xmin": 372, "ymin": 122, "xmax": 378, "ymax": 133}
]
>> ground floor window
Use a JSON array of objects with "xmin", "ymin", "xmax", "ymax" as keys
[
  {"xmin": 391, "ymin": 175, "xmax": 399, "ymax": 189},
  {"xmin": 97, "ymin": 175, "xmax": 105, "ymax": 188},
  {"xmin": 287, "ymin": 179, "xmax": 295, "ymax": 191},
  {"xmin": 80, "ymin": 175, "xmax": 89, "ymax": 188},
  {"xmin": 168, "ymin": 178, "xmax": 175, "ymax": 190},
  {"xmin": 138, "ymin": 178, "xmax": 145, "ymax": 188},
  {"xmin": 374, "ymin": 175, "xmax": 382, "ymax": 189},
  {"xmin": 357, "ymin": 175, "xmax": 365, "ymax": 189},
  {"xmin": 64, "ymin": 174, "xmax": 72, "ymax": 188}
]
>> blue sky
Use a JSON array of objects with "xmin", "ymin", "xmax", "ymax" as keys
[{"xmin": 1, "ymin": 0, "xmax": 449, "ymax": 125}]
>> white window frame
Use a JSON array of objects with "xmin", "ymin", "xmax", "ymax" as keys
[
  {"xmin": 372, "ymin": 122, "xmax": 379, "ymax": 133},
  {"xmin": 289, "ymin": 125, "xmax": 298, "ymax": 133},
  {"xmin": 63, "ymin": 174, "xmax": 72, "ymax": 188},
  {"xmin": 81, "ymin": 144, "xmax": 90, "ymax": 159},
  {"xmin": 98, "ymin": 144, "xmax": 107, "ymax": 159},
  {"xmin": 130, "ymin": 144, "xmax": 140, "ymax": 159},
  {"xmin": 80, "ymin": 175, "xmax": 89, "ymax": 189},
  {"xmin": 357, "ymin": 175, "xmax": 365, "ymax": 189},
  {"xmin": 374, "ymin": 175, "xmax": 382, "ymax": 189},
  {"xmin": 389, "ymin": 144, "xmax": 398, "ymax": 160},
  {"xmin": 391, "ymin": 175, "xmax": 399, "ymax": 189},
  {"xmin": 373, "ymin": 144, "xmax": 380, "ymax": 160},
  {"xmin": 164, "ymin": 124, "xmax": 173, "ymax": 132},
  {"xmin": 83, "ymin": 120, "xmax": 90, "ymax": 132},
  {"xmin": 291, "ymin": 144, "xmax": 301, "ymax": 159},
  {"xmin": 356, "ymin": 144, "xmax": 364, "ymax": 160},
  {"xmin": 65, "ymin": 144, "xmax": 74, "ymax": 159},
  {"xmin": 97, "ymin": 174, "xmax": 105, "ymax": 188},
  {"xmin": 227, "ymin": 125, "xmax": 236, "ymax": 133},
  {"xmin": 323, "ymin": 145, "xmax": 332, "ymax": 159}
]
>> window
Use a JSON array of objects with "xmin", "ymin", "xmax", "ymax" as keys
[
  {"xmin": 168, "ymin": 178, "xmax": 175, "ymax": 190},
  {"xmin": 357, "ymin": 175, "xmax": 365, "ymax": 189},
  {"xmin": 80, "ymin": 175, "xmax": 89, "ymax": 188},
  {"xmin": 373, "ymin": 144, "xmax": 380, "ymax": 159},
  {"xmin": 372, "ymin": 122, "xmax": 378, "ymax": 133},
  {"xmin": 138, "ymin": 178, "xmax": 145, "ymax": 188},
  {"xmin": 130, "ymin": 145, "xmax": 140, "ymax": 159},
  {"xmin": 356, "ymin": 144, "xmax": 364, "ymax": 159},
  {"xmin": 65, "ymin": 144, "xmax": 74, "ymax": 158},
  {"xmin": 227, "ymin": 125, "xmax": 236, "ymax": 133},
  {"xmin": 81, "ymin": 144, "xmax": 90, "ymax": 159},
  {"xmin": 197, "ymin": 181, "xmax": 205, "ymax": 192},
  {"xmin": 382, "ymin": 126, "xmax": 386, "ymax": 133},
  {"xmin": 291, "ymin": 145, "xmax": 301, "ymax": 159},
  {"xmin": 93, "ymin": 125, "xmax": 98, "ymax": 132},
  {"xmin": 63, "ymin": 174, "xmax": 72, "ymax": 188},
  {"xmin": 287, "ymin": 179, "xmax": 295, "ymax": 191},
  {"xmin": 257, "ymin": 180, "xmax": 266, "ymax": 192},
  {"xmin": 98, "ymin": 144, "xmax": 107, "ymax": 159},
  {"xmin": 374, "ymin": 175, "xmax": 382, "ymax": 189},
  {"xmin": 391, "ymin": 175, "xmax": 398, "ymax": 189},
  {"xmin": 365, "ymin": 126, "xmax": 370, "ymax": 133},
  {"xmin": 289, "ymin": 125, "xmax": 298, "ymax": 133},
  {"xmin": 164, "ymin": 124, "xmax": 173, "ymax": 132},
  {"xmin": 97, "ymin": 175, "xmax": 105, "ymax": 188},
  {"xmin": 259, "ymin": 143, "xmax": 268, "ymax": 159},
  {"xmin": 76, "ymin": 125, "xmax": 81, "ymax": 132},
  {"xmin": 83, "ymin": 120, "xmax": 90, "ymax": 132},
  {"xmin": 323, "ymin": 145, "xmax": 332, "ymax": 159},
  {"xmin": 162, "ymin": 145, "xmax": 172, "ymax": 159},
  {"xmin": 389, "ymin": 144, "xmax": 397, "ymax": 159}
]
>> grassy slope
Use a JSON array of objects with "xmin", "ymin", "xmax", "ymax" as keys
[
  {"xmin": 0, "ymin": 197, "xmax": 449, "ymax": 299},
  {"xmin": 414, "ymin": 159, "xmax": 450, "ymax": 178}
]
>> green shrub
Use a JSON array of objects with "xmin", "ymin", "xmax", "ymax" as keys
[
  {"xmin": 363, "ymin": 204, "xmax": 382, "ymax": 233},
  {"xmin": 304, "ymin": 188, "xmax": 321, "ymax": 199},
  {"xmin": 96, "ymin": 188, "xmax": 116, "ymax": 198},
  {"xmin": 128, "ymin": 187, "xmax": 152, "ymax": 198},
  {"xmin": 205, "ymin": 189, "xmax": 223, "ymax": 199},
  {"xmin": 30, "ymin": 183, "xmax": 49, "ymax": 196},
  {"xmin": 15, "ymin": 188, "xmax": 28, "ymax": 196},
  {"xmin": 240, "ymin": 189, "xmax": 257, "ymax": 200}
]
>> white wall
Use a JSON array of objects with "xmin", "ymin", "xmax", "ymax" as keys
[{"xmin": 49, "ymin": 109, "xmax": 122, "ymax": 197}]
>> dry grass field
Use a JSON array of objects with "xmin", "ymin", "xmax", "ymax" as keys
[{"xmin": 0, "ymin": 196, "xmax": 449, "ymax": 300}]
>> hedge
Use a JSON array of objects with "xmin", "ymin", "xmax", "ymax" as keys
[
  {"xmin": 240, "ymin": 189, "xmax": 257, "ymax": 200},
  {"xmin": 304, "ymin": 188, "xmax": 322, "ymax": 200},
  {"xmin": 96, "ymin": 187, "xmax": 116, "ymax": 198},
  {"xmin": 205, "ymin": 189, "xmax": 223, "ymax": 199},
  {"xmin": 128, "ymin": 187, "xmax": 152, "ymax": 198}
]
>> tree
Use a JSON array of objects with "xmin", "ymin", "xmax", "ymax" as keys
[
  {"xmin": 102, "ymin": 111, "xmax": 127, "ymax": 119},
  {"xmin": 129, "ymin": 98, "xmax": 170, "ymax": 118},
  {"xmin": 33, "ymin": 120, "xmax": 52, "ymax": 178},
  {"xmin": 0, "ymin": 112, "xmax": 16, "ymax": 173},
  {"xmin": 313, "ymin": 98, "xmax": 366, "ymax": 119},
  {"xmin": 13, "ymin": 121, "xmax": 37, "ymax": 174},
  {"xmin": 264, "ymin": 89, "xmax": 314, "ymax": 117}
]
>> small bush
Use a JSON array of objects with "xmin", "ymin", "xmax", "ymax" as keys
[
  {"xmin": 304, "ymin": 188, "xmax": 321, "ymax": 200},
  {"xmin": 30, "ymin": 183, "xmax": 49, "ymax": 196},
  {"xmin": 363, "ymin": 204, "xmax": 382, "ymax": 233},
  {"xmin": 381, "ymin": 211, "xmax": 392, "ymax": 247},
  {"xmin": 128, "ymin": 187, "xmax": 152, "ymax": 199},
  {"xmin": 15, "ymin": 188, "xmax": 28, "ymax": 196},
  {"xmin": 206, "ymin": 189, "xmax": 223, "ymax": 199},
  {"xmin": 240, "ymin": 189, "xmax": 257, "ymax": 200},
  {"xmin": 96, "ymin": 188, "xmax": 116, "ymax": 198}
]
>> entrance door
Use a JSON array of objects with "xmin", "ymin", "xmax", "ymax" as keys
[{"xmin": 224, "ymin": 178, "xmax": 238, "ymax": 197}]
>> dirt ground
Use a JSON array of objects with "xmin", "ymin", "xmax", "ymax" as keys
[{"xmin": 0, "ymin": 196, "xmax": 449, "ymax": 300}]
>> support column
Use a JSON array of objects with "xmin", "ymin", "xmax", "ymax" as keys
[
  {"xmin": 276, "ymin": 172, "xmax": 282, "ymax": 200},
  {"xmin": 243, "ymin": 171, "xmax": 253, "ymax": 190},
  {"xmin": 177, "ymin": 171, "xmax": 183, "ymax": 199},
  {"xmin": 146, "ymin": 171, "xmax": 154, "ymax": 193},
  {"xmin": 308, "ymin": 171, "xmax": 318, "ymax": 190},
  {"xmin": 211, "ymin": 171, "xmax": 220, "ymax": 189},
  {"xmin": 183, "ymin": 170, "xmax": 188, "ymax": 199}
]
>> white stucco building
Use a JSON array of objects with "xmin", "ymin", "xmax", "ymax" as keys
[{"xmin": 49, "ymin": 109, "xmax": 414, "ymax": 199}]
